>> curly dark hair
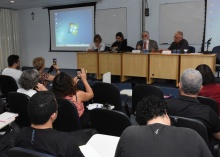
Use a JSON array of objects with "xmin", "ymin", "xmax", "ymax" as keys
[
  {"xmin": 195, "ymin": 64, "xmax": 215, "ymax": 85},
  {"xmin": 136, "ymin": 96, "xmax": 167, "ymax": 125},
  {"xmin": 52, "ymin": 72, "xmax": 76, "ymax": 98}
]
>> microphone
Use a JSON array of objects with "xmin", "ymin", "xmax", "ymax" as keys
[{"xmin": 205, "ymin": 38, "xmax": 212, "ymax": 44}]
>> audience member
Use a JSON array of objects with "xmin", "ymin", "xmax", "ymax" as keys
[
  {"xmin": 14, "ymin": 91, "xmax": 84, "ymax": 157},
  {"xmin": 87, "ymin": 34, "xmax": 105, "ymax": 52},
  {"xmin": 136, "ymin": 31, "xmax": 158, "ymax": 52},
  {"xmin": 2, "ymin": 54, "xmax": 22, "ymax": 87},
  {"xmin": 33, "ymin": 57, "xmax": 60, "ymax": 87},
  {"xmin": 52, "ymin": 69, "xmax": 93, "ymax": 128},
  {"xmin": 115, "ymin": 96, "xmax": 212, "ymax": 157},
  {"xmin": 166, "ymin": 68, "xmax": 220, "ymax": 140},
  {"xmin": 111, "ymin": 32, "xmax": 127, "ymax": 52},
  {"xmin": 168, "ymin": 31, "xmax": 189, "ymax": 52},
  {"xmin": 196, "ymin": 64, "xmax": 220, "ymax": 115},
  {"xmin": 17, "ymin": 69, "xmax": 47, "ymax": 97}
]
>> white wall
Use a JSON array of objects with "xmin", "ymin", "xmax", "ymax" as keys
[
  {"xmin": 18, "ymin": 0, "xmax": 142, "ymax": 68},
  {"xmin": 18, "ymin": 8, "xmax": 78, "ymax": 69},
  {"xmin": 146, "ymin": 0, "xmax": 204, "ymax": 52},
  {"xmin": 18, "ymin": 0, "xmax": 204, "ymax": 68}
]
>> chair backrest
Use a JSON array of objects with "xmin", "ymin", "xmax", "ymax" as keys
[
  {"xmin": 126, "ymin": 46, "xmax": 134, "ymax": 52},
  {"xmin": 197, "ymin": 96, "xmax": 219, "ymax": 115},
  {"xmin": 92, "ymin": 82, "xmax": 122, "ymax": 111},
  {"xmin": 7, "ymin": 92, "xmax": 31, "ymax": 127},
  {"xmin": 212, "ymin": 46, "xmax": 220, "ymax": 60},
  {"xmin": 53, "ymin": 98, "xmax": 81, "ymax": 132},
  {"xmin": 188, "ymin": 46, "xmax": 195, "ymax": 53},
  {"xmin": 170, "ymin": 115, "xmax": 209, "ymax": 145},
  {"xmin": 132, "ymin": 84, "xmax": 164, "ymax": 113},
  {"xmin": 90, "ymin": 108, "xmax": 131, "ymax": 136},
  {"xmin": 0, "ymin": 75, "xmax": 18, "ymax": 99},
  {"xmin": 102, "ymin": 72, "xmax": 111, "ymax": 83},
  {"xmin": 104, "ymin": 46, "xmax": 110, "ymax": 51},
  {"xmin": 8, "ymin": 147, "xmax": 54, "ymax": 157}
]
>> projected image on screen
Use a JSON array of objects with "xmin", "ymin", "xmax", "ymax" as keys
[{"xmin": 49, "ymin": 4, "xmax": 95, "ymax": 51}]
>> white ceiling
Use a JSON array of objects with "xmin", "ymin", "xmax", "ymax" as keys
[{"xmin": 0, "ymin": 0, "xmax": 100, "ymax": 10}]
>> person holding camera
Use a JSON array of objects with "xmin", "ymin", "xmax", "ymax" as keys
[
  {"xmin": 17, "ymin": 69, "xmax": 47, "ymax": 97},
  {"xmin": 33, "ymin": 57, "xmax": 60, "ymax": 87},
  {"xmin": 52, "ymin": 68, "xmax": 94, "ymax": 128}
]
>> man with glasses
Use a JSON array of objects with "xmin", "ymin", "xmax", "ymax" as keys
[
  {"xmin": 136, "ymin": 31, "xmax": 158, "ymax": 52},
  {"xmin": 168, "ymin": 31, "xmax": 189, "ymax": 52},
  {"xmin": 15, "ymin": 91, "xmax": 84, "ymax": 157}
]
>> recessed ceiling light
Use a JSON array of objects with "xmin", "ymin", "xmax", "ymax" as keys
[{"xmin": 10, "ymin": 1, "xmax": 15, "ymax": 3}]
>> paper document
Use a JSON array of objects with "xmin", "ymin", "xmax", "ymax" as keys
[
  {"xmin": 0, "ymin": 112, "xmax": 18, "ymax": 122},
  {"xmin": 79, "ymin": 134, "xmax": 120, "ymax": 157},
  {"xmin": 87, "ymin": 103, "xmax": 103, "ymax": 110}
]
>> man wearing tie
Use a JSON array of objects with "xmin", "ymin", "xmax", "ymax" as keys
[{"xmin": 136, "ymin": 31, "xmax": 158, "ymax": 52}]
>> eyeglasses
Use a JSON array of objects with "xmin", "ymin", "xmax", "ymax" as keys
[{"xmin": 174, "ymin": 36, "xmax": 181, "ymax": 39}]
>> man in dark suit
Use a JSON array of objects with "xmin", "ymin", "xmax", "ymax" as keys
[{"xmin": 136, "ymin": 31, "xmax": 158, "ymax": 52}]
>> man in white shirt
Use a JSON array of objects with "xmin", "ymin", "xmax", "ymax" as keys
[
  {"xmin": 2, "ymin": 55, "xmax": 22, "ymax": 87},
  {"xmin": 136, "ymin": 31, "xmax": 158, "ymax": 52}
]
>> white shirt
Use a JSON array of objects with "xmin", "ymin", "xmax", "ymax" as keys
[
  {"xmin": 2, "ymin": 68, "xmax": 22, "ymax": 88},
  {"xmin": 17, "ymin": 88, "xmax": 36, "ymax": 97},
  {"xmin": 86, "ymin": 42, "xmax": 105, "ymax": 51}
]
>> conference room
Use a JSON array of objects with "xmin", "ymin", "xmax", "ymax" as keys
[{"xmin": 0, "ymin": 0, "xmax": 220, "ymax": 156}]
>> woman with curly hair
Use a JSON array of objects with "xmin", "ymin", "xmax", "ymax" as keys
[
  {"xmin": 52, "ymin": 68, "xmax": 93, "ymax": 128},
  {"xmin": 18, "ymin": 69, "xmax": 47, "ymax": 97}
]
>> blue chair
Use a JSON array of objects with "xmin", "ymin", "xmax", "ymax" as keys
[
  {"xmin": 8, "ymin": 147, "xmax": 54, "ymax": 157},
  {"xmin": 188, "ymin": 46, "xmax": 195, "ymax": 53},
  {"xmin": 212, "ymin": 46, "xmax": 220, "ymax": 77}
]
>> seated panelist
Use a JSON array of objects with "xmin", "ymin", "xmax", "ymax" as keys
[
  {"xmin": 136, "ymin": 31, "xmax": 158, "ymax": 52},
  {"xmin": 87, "ymin": 34, "xmax": 105, "ymax": 52},
  {"xmin": 168, "ymin": 31, "xmax": 189, "ymax": 52},
  {"xmin": 111, "ymin": 32, "xmax": 127, "ymax": 52}
]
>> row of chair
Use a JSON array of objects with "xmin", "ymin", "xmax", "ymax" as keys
[{"xmin": 1, "ymin": 75, "xmax": 220, "ymax": 156}]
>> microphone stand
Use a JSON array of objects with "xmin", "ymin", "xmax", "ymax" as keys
[
  {"xmin": 206, "ymin": 41, "xmax": 211, "ymax": 52},
  {"xmin": 205, "ymin": 38, "xmax": 212, "ymax": 52}
]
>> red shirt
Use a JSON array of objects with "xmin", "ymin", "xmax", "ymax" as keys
[{"xmin": 199, "ymin": 84, "xmax": 220, "ymax": 115}]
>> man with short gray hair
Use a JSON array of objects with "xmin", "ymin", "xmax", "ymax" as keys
[
  {"xmin": 166, "ymin": 68, "xmax": 220, "ymax": 140},
  {"xmin": 136, "ymin": 31, "xmax": 158, "ymax": 52},
  {"xmin": 168, "ymin": 31, "xmax": 189, "ymax": 52}
]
